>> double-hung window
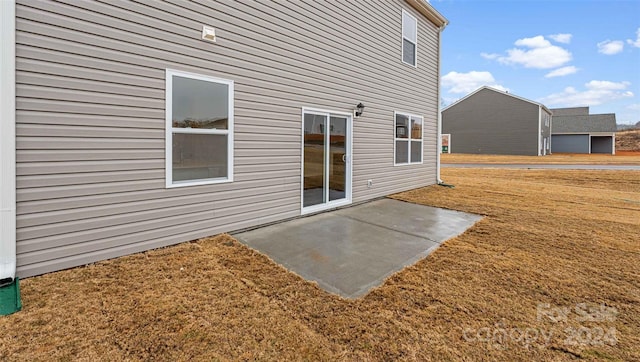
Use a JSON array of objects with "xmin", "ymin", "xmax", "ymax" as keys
[
  {"xmin": 394, "ymin": 112, "xmax": 423, "ymax": 165},
  {"xmin": 166, "ymin": 69, "xmax": 234, "ymax": 187},
  {"xmin": 402, "ymin": 10, "xmax": 417, "ymax": 66},
  {"xmin": 544, "ymin": 113, "xmax": 550, "ymax": 127}
]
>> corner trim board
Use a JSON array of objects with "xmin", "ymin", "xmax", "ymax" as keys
[{"xmin": 0, "ymin": 0, "xmax": 17, "ymax": 281}]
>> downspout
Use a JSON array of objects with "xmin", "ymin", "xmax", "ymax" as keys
[
  {"xmin": 0, "ymin": 0, "xmax": 20, "ymax": 316},
  {"xmin": 436, "ymin": 22, "xmax": 447, "ymax": 184},
  {"xmin": 549, "ymin": 112, "xmax": 552, "ymax": 154},
  {"xmin": 537, "ymin": 106, "xmax": 542, "ymax": 156}
]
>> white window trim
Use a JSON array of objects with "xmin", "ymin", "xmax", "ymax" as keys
[
  {"xmin": 544, "ymin": 113, "xmax": 550, "ymax": 127},
  {"xmin": 300, "ymin": 107, "xmax": 353, "ymax": 215},
  {"xmin": 393, "ymin": 111, "xmax": 424, "ymax": 166},
  {"xmin": 401, "ymin": 9, "xmax": 418, "ymax": 67},
  {"xmin": 165, "ymin": 69, "xmax": 234, "ymax": 188}
]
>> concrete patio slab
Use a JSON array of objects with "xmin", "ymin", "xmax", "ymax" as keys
[{"xmin": 234, "ymin": 199, "xmax": 482, "ymax": 298}]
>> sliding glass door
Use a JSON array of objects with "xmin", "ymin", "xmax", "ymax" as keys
[{"xmin": 302, "ymin": 109, "xmax": 351, "ymax": 213}]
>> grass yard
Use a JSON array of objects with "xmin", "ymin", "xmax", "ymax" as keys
[
  {"xmin": 616, "ymin": 129, "xmax": 640, "ymax": 151},
  {"xmin": 1, "ymin": 168, "xmax": 639, "ymax": 361},
  {"xmin": 441, "ymin": 152, "xmax": 640, "ymax": 164}
]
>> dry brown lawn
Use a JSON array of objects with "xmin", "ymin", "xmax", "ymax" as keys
[
  {"xmin": 442, "ymin": 152, "xmax": 640, "ymax": 164},
  {"xmin": 1, "ymin": 169, "xmax": 639, "ymax": 361},
  {"xmin": 616, "ymin": 129, "xmax": 640, "ymax": 151}
]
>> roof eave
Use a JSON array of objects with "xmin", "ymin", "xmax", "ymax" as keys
[
  {"xmin": 442, "ymin": 86, "xmax": 552, "ymax": 114},
  {"xmin": 406, "ymin": 0, "xmax": 449, "ymax": 28}
]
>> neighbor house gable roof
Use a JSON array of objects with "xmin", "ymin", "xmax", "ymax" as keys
[
  {"xmin": 406, "ymin": 0, "xmax": 448, "ymax": 28},
  {"xmin": 552, "ymin": 114, "xmax": 617, "ymax": 133},
  {"xmin": 442, "ymin": 86, "xmax": 551, "ymax": 114}
]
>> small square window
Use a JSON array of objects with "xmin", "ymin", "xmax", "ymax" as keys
[{"xmin": 394, "ymin": 112, "xmax": 423, "ymax": 165}]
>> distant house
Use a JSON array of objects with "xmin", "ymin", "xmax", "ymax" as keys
[
  {"xmin": 441, "ymin": 86, "xmax": 552, "ymax": 156},
  {"xmin": 0, "ymin": 0, "xmax": 448, "ymax": 279},
  {"xmin": 550, "ymin": 107, "xmax": 616, "ymax": 154}
]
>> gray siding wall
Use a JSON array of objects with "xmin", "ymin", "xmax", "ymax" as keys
[
  {"xmin": 442, "ymin": 88, "xmax": 540, "ymax": 155},
  {"xmin": 591, "ymin": 136, "xmax": 613, "ymax": 154},
  {"xmin": 15, "ymin": 0, "xmax": 441, "ymax": 277},
  {"xmin": 551, "ymin": 135, "xmax": 590, "ymax": 153}
]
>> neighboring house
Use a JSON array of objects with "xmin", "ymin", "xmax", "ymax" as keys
[
  {"xmin": 550, "ymin": 107, "xmax": 616, "ymax": 154},
  {"xmin": 441, "ymin": 86, "xmax": 552, "ymax": 156},
  {"xmin": 0, "ymin": 1, "xmax": 448, "ymax": 278}
]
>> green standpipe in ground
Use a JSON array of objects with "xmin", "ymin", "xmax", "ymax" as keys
[{"xmin": 0, "ymin": 278, "xmax": 22, "ymax": 315}]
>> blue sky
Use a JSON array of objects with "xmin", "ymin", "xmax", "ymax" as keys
[{"xmin": 432, "ymin": 0, "xmax": 640, "ymax": 125}]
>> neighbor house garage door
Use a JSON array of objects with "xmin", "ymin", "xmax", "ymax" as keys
[
  {"xmin": 551, "ymin": 134, "xmax": 590, "ymax": 153},
  {"xmin": 590, "ymin": 136, "xmax": 613, "ymax": 154}
]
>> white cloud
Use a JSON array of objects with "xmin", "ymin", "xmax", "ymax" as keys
[
  {"xmin": 540, "ymin": 80, "xmax": 634, "ymax": 107},
  {"xmin": 597, "ymin": 40, "xmax": 624, "ymax": 55},
  {"xmin": 515, "ymin": 35, "xmax": 551, "ymax": 48},
  {"xmin": 486, "ymin": 35, "xmax": 572, "ymax": 69},
  {"xmin": 441, "ymin": 71, "xmax": 508, "ymax": 94},
  {"xmin": 545, "ymin": 66, "xmax": 578, "ymax": 78},
  {"xmin": 586, "ymin": 80, "xmax": 630, "ymax": 90},
  {"xmin": 627, "ymin": 103, "xmax": 640, "ymax": 111},
  {"xmin": 627, "ymin": 28, "xmax": 640, "ymax": 47},
  {"xmin": 480, "ymin": 52, "xmax": 499, "ymax": 60},
  {"xmin": 441, "ymin": 96, "xmax": 459, "ymax": 107},
  {"xmin": 549, "ymin": 33, "xmax": 572, "ymax": 44},
  {"xmin": 487, "ymin": 84, "xmax": 509, "ymax": 92}
]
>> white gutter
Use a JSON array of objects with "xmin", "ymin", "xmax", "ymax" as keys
[
  {"xmin": 0, "ymin": 0, "xmax": 16, "ymax": 283},
  {"xmin": 406, "ymin": 0, "xmax": 447, "ymax": 28}
]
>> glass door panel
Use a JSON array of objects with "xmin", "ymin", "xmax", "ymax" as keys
[
  {"xmin": 329, "ymin": 116, "xmax": 346, "ymax": 201},
  {"xmin": 303, "ymin": 113, "xmax": 327, "ymax": 207},
  {"xmin": 302, "ymin": 110, "xmax": 350, "ymax": 212}
]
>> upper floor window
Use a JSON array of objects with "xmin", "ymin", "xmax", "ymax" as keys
[
  {"xmin": 402, "ymin": 10, "xmax": 417, "ymax": 67},
  {"xmin": 544, "ymin": 113, "xmax": 550, "ymax": 127},
  {"xmin": 166, "ymin": 69, "xmax": 234, "ymax": 187}
]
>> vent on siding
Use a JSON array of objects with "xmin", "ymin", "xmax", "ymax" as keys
[{"xmin": 201, "ymin": 25, "xmax": 216, "ymax": 43}]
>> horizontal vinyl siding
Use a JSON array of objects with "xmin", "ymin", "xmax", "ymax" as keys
[
  {"xmin": 15, "ymin": 0, "xmax": 441, "ymax": 277},
  {"xmin": 442, "ymin": 89, "xmax": 539, "ymax": 155}
]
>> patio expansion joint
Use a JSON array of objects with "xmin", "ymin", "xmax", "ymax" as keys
[{"xmin": 336, "ymin": 213, "xmax": 441, "ymax": 244}]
